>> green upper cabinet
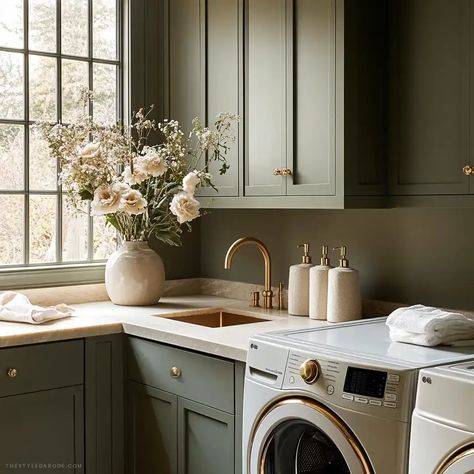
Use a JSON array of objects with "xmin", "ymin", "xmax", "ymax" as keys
[
  {"xmin": 167, "ymin": 0, "xmax": 241, "ymax": 197},
  {"xmin": 388, "ymin": 0, "xmax": 472, "ymax": 197},
  {"xmin": 158, "ymin": 0, "xmax": 474, "ymax": 207},
  {"xmin": 245, "ymin": 0, "xmax": 288, "ymax": 196}
]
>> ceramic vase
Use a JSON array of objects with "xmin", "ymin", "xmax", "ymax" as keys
[{"xmin": 105, "ymin": 241, "xmax": 165, "ymax": 306}]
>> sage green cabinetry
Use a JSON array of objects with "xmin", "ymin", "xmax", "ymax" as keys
[
  {"xmin": 167, "ymin": 0, "xmax": 241, "ymax": 197},
  {"xmin": 126, "ymin": 336, "xmax": 244, "ymax": 474},
  {"xmin": 0, "ymin": 341, "xmax": 84, "ymax": 473},
  {"xmin": 388, "ymin": 0, "xmax": 473, "ymax": 198}
]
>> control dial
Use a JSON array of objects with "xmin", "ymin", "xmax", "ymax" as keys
[{"xmin": 299, "ymin": 359, "xmax": 320, "ymax": 384}]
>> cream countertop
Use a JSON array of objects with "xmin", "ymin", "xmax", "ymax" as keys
[{"xmin": 0, "ymin": 295, "xmax": 330, "ymax": 362}]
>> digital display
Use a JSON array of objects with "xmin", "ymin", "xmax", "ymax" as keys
[{"xmin": 343, "ymin": 367, "xmax": 387, "ymax": 398}]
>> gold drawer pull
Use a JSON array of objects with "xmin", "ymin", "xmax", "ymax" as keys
[
  {"xmin": 170, "ymin": 367, "xmax": 182, "ymax": 378},
  {"xmin": 281, "ymin": 168, "xmax": 292, "ymax": 176},
  {"xmin": 463, "ymin": 165, "xmax": 473, "ymax": 176},
  {"xmin": 273, "ymin": 168, "xmax": 282, "ymax": 176},
  {"xmin": 7, "ymin": 368, "xmax": 17, "ymax": 378}
]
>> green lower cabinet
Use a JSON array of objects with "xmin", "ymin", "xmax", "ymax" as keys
[
  {"xmin": 177, "ymin": 398, "xmax": 234, "ymax": 474},
  {"xmin": 128, "ymin": 381, "xmax": 178, "ymax": 474},
  {"xmin": 0, "ymin": 386, "xmax": 84, "ymax": 473}
]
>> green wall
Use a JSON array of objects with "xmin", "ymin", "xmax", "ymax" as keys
[{"xmin": 200, "ymin": 209, "xmax": 474, "ymax": 310}]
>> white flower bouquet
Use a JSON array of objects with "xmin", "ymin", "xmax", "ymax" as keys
[{"xmin": 37, "ymin": 91, "xmax": 239, "ymax": 246}]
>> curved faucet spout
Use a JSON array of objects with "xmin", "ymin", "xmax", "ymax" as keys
[{"xmin": 224, "ymin": 237, "xmax": 273, "ymax": 309}]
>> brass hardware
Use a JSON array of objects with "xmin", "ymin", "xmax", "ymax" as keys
[
  {"xmin": 273, "ymin": 168, "xmax": 292, "ymax": 176},
  {"xmin": 251, "ymin": 291, "xmax": 261, "ymax": 308},
  {"xmin": 249, "ymin": 396, "xmax": 374, "ymax": 474},
  {"xmin": 299, "ymin": 359, "xmax": 320, "ymax": 384},
  {"xmin": 320, "ymin": 245, "xmax": 330, "ymax": 266},
  {"xmin": 6, "ymin": 368, "xmax": 17, "ymax": 378},
  {"xmin": 278, "ymin": 282, "xmax": 284, "ymax": 310},
  {"xmin": 297, "ymin": 243, "xmax": 312, "ymax": 264},
  {"xmin": 463, "ymin": 165, "xmax": 473, "ymax": 176},
  {"xmin": 224, "ymin": 237, "xmax": 274, "ymax": 309},
  {"xmin": 333, "ymin": 245, "xmax": 349, "ymax": 268},
  {"xmin": 170, "ymin": 367, "xmax": 182, "ymax": 378}
]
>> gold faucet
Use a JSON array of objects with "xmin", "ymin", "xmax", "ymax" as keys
[{"xmin": 224, "ymin": 237, "xmax": 273, "ymax": 309}]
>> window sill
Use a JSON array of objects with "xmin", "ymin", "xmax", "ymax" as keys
[{"xmin": 0, "ymin": 263, "xmax": 106, "ymax": 290}]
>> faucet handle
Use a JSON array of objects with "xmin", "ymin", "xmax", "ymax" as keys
[{"xmin": 251, "ymin": 291, "xmax": 261, "ymax": 308}]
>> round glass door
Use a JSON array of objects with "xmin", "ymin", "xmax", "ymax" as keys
[
  {"xmin": 437, "ymin": 445, "xmax": 474, "ymax": 474},
  {"xmin": 262, "ymin": 419, "xmax": 350, "ymax": 473},
  {"xmin": 248, "ymin": 398, "xmax": 373, "ymax": 474}
]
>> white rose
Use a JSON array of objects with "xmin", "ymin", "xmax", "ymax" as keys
[
  {"xmin": 120, "ymin": 189, "xmax": 147, "ymax": 215},
  {"xmin": 123, "ymin": 165, "xmax": 147, "ymax": 185},
  {"xmin": 139, "ymin": 147, "xmax": 168, "ymax": 177},
  {"xmin": 91, "ymin": 183, "xmax": 125, "ymax": 215},
  {"xmin": 170, "ymin": 192, "xmax": 201, "ymax": 224},
  {"xmin": 78, "ymin": 142, "xmax": 101, "ymax": 164},
  {"xmin": 182, "ymin": 170, "xmax": 201, "ymax": 194}
]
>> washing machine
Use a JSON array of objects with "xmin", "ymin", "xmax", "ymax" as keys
[
  {"xmin": 409, "ymin": 360, "xmax": 474, "ymax": 474},
  {"xmin": 243, "ymin": 318, "xmax": 474, "ymax": 474}
]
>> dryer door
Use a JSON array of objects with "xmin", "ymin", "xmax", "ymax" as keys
[
  {"xmin": 436, "ymin": 443, "xmax": 474, "ymax": 474},
  {"xmin": 248, "ymin": 398, "xmax": 373, "ymax": 474}
]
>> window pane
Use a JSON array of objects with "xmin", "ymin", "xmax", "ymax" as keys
[
  {"xmin": 62, "ymin": 59, "xmax": 89, "ymax": 123},
  {"xmin": 62, "ymin": 0, "xmax": 88, "ymax": 57},
  {"xmin": 29, "ymin": 55, "xmax": 57, "ymax": 121},
  {"xmin": 93, "ymin": 0, "xmax": 117, "ymax": 60},
  {"xmin": 62, "ymin": 200, "xmax": 88, "ymax": 261},
  {"xmin": 0, "ymin": 51, "xmax": 24, "ymax": 120},
  {"xmin": 93, "ymin": 63, "xmax": 117, "ymax": 124},
  {"xmin": 0, "ymin": 125, "xmax": 24, "ymax": 190},
  {"xmin": 29, "ymin": 126, "xmax": 57, "ymax": 191},
  {"xmin": 29, "ymin": 194, "xmax": 57, "ymax": 263},
  {"xmin": 93, "ymin": 216, "xmax": 116, "ymax": 259},
  {"xmin": 29, "ymin": 0, "xmax": 56, "ymax": 53},
  {"xmin": 0, "ymin": 195, "xmax": 24, "ymax": 265},
  {"xmin": 0, "ymin": 0, "xmax": 23, "ymax": 49}
]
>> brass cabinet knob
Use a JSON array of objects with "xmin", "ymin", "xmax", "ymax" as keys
[
  {"xmin": 273, "ymin": 168, "xmax": 282, "ymax": 176},
  {"xmin": 170, "ymin": 366, "xmax": 182, "ymax": 378},
  {"xmin": 6, "ymin": 368, "xmax": 17, "ymax": 378},
  {"xmin": 299, "ymin": 359, "xmax": 320, "ymax": 384},
  {"xmin": 463, "ymin": 165, "xmax": 473, "ymax": 176},
  {"xmin": 281, "ymin": 168, "xmax": 292, "ymax": 176}
]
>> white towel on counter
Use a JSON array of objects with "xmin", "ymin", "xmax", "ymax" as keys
[
  {"xmin": 0, "ymin": 291, "xmax": 74, "ymax": 325},
  {"xmin": 386, "ymin": 304, "xmax": 474, "ymax": 347}
]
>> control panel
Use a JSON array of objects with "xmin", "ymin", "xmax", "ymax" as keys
[{"xmin": 283, "ymin": 349, "xmax": 411, "ymax": 421}]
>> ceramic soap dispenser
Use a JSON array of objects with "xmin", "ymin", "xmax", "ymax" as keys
[
  {"xmin": 288, "ymin": 243, "xmax": 314, "ymax": 316},
  {"xmin": 309, "ymin": 245, "xmax": 333, "ymax": 320},
  {"xmin": 327, "ymin": 246, "xmax": 362, "ymax": 323}
]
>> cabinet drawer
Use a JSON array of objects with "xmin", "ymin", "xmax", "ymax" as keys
[
  {"xmin": 127, "ymin": 337, "xmax": 235, "ymax": 413},
  {"xmin": 0, "ymin": 340, "xmax": 84, "ymax": 397}
]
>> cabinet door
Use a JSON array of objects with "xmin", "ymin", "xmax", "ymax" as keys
[
  {"xmin": 287, "ymin": 0, "xmax": 336, "ymax": 196},
  {"xmin": 0, "ymin": 386, "xmax": 84, "ymax": 473},
  {"xmin": 198, "ymin": 0, "xmax": 241, "ymax": 197},
  {"xmin": 389, "ymin": 0, "xmax": 471, "ymax": 195},
  {"xmin": 245, "ymin": 0, "xmax": 287, "ymax": 196},
  {"xmin": 177, "ymin": 398, "xmax": 234, "ymax": 474},
  {"xmin": 127, "ymin": 381, "xmax": 178, "ymax": 474}
]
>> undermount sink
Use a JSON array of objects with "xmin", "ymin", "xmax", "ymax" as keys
[{"xmin": 160, "ymin": 310, "xmax": 268, "ymax": 328}]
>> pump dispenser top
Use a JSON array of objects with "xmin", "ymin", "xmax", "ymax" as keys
[
  {"xmin": 333, "ymin": 245, "xmax": 349, "ymax": 268},
  {"xmin": 298, "ymin": 243, "xmax": 312, "ymax": 264}
]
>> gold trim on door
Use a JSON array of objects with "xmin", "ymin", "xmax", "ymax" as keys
[
  {"xmin": 435, "ymin": 442, "xmax": 474, "ymax": 474},
  {"xmin": 247, "ymin": 396, "xmax": 374, "ymax": 474}
]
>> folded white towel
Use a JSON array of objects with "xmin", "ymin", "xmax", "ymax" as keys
[
  {"xmin": 0, "ymin": 291, "xmax": 74, "ymax": 325},
  {"xmin": 386, "ymin": 304, "xmax": 474, "ymax": 347}
]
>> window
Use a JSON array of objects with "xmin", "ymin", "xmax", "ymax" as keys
[{"xmin": 0, "ymin": 0, "xmax": 122, "ymax": 269}]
